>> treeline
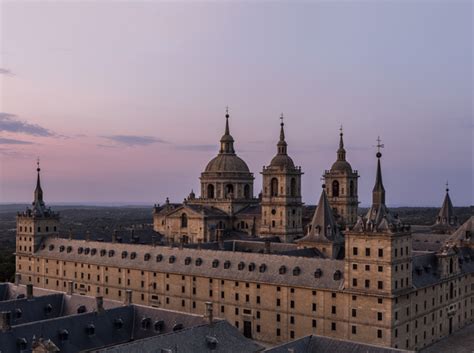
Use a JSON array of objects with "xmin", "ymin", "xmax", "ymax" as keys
[{"xmin": 0, "ymin": 247, "xmax": 15, "ymax": 282}]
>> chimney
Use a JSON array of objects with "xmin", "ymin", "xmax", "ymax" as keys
[
  {"xmin": 152, "ymin": 236, "xmax": 156, "ymax": 247},
  {"xmin": 96, "ymin": 296, "xmax": 104, "ymax": 313},
  {"xmin": 204, "ymin": 302, "xmax": 213, "ymax": 326},
  {"xmin": 124, "ymin": 290, "xmax": 132, "ymax": 305},
  {"xmin": 0, "ymin": 311, "xmax": 11, "ymax": 332},
  {"xmin": 112, "ymin": 230, "xmax": 117, "ymax": 243},
  {"xmin": 85, "ymin": 231, "xmax": 90, "ymax": 242},
  {"xmin": 218, "ymin": 230, "xmax": 224, "ymax": 250},
  {"xmin": 197, "ymin": 239, "xmax": 202, "ymax": 250},
  {"xmin": 67, "ymin": 281, "xmax": 74, "ymax": 295},
  {"xmin": 26, "ymin": 283, "xmax": 34, "ymax": 299},
  {"xmin": 264, "ymin": 240, "xmax": 271, "ymax": 254},
  {"xmin": 15, "ymin": 273, "xmax": 20, "ymax": 285}
]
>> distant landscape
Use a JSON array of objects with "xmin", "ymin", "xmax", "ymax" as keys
[{"xmin": 0, "ymin": 204, "xmax": 471, "ymax": 282}]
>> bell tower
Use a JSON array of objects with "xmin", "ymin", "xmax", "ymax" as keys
[
  {"xmin": 324, "ymin": 126, "xmax": 359, "ymax": 227},
  {"xmin": 260, "ymin": 115, "xmax": 303, "ymax": 242}
]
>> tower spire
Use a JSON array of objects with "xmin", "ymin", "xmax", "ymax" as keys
[
  {"xmin": 277, "ymin": 113, "xmax": 288, "ymax": 155},
  {"xmin": 33, "ymin": 158, "xmax": 44, "ymax": 208},
  {"xmin": 219, "ymin": 107, "xmax": 235, "ymax": 154},
  {"xmin": 337, "ymin": 125, "xmax": 346, "ymax": 161},
  {"xmin": 372, "ymin": 136, "xmax": 385, "ymax": 206}
]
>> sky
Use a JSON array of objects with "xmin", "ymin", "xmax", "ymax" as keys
[{"xmin": 0, "ymin": 0, "xmax": 472, "ymax": 206}]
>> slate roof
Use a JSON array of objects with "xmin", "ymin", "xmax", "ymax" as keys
[
  {"xmin": 93, "ymin": 320, "xmax": 264, "ymax": 353},
  {"xmin": 0, "ymin": 284, "xmax": 211, "ymax": 353},
  {"xmin": 234, "ymin": 204, "xmax": 262, "ymax": 216},
  {"xmin": 444, "ymin": 216, "xmax": 473, "ymax": 246},
  {"xmin": 0, "ymin": 294, "xmax": 64, "ymax": 326},
  {"xmin": 412, "ymin": 233, "xmax": 450, "ymax": 252},
  {"xmin": 35, "ymin": 238, "xmax": 345, "ymax": 290},
  {"xmin": 265, "ymin": 334, "xmax": 414, "ymax": 353},
  {"xmin": 297, "ymin": 188, "xmax": 343, "ymax": 245}
]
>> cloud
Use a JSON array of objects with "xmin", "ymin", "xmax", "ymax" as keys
[
  {"xmin": 0, "ymin": 113, "xmax": 54, "ymax": 136},
  {"xmin": 101, "ymin": 135, "xmax": 168, "ymax": 147},
  {"xmin": 0, "ymin": 68, "xmax": 14, "ymax": 76},
  {"xmin": 174, "ymin": 144, "xmax": 216, "ymax": 152},
  {"xmin": 0, "ymin": 137, "xmax": 34, "ymax": 145}
]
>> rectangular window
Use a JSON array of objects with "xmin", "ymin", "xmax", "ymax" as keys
[
  {"xmin": 312, "ymin": 303, "xmax": 316, "ymax": 312},
  {"xmin": 290, "ymin": 300, "xmax": 295, "ymax": 309},
  {"xmin": 276, "ymin": 314, "xmax": 280, "ymax": 322},
  {"xmin": 378, "ymin": 266, "xmax": 383, "ymax": 272},
  {"xmin": 276, "ymin": 328, "xmax": 281, "ymax": 336},
  {"xmin": 352, "ymin": 263, "xmax": 358, "ymax": 270},
  {"xmin": 365, "ymin": 248, "xmax": 371, "ymax": 257},
  {"xmin": 352, "ymin": 308, "xmax": 357, "ymax": 317},
  {"xmin": 378, "ymin": 249, "xmax": 384, "ymax": 258},
  {"xmin": 331, "ymin": 322, "xmax": 336, "ymax": 331},
  {"xmin": 353, "ymin": 278, "xmax": 358, "ymax": 287},
  {"xmin": 365, "ymin": 265, "xmax": 370, "ymax": 271},
  {"xmin": 377, "ymin": 312, "xmax": 383, "ymax": 321},
  {"xmin": 312, "ymin": 319, "xmax": 316, "ymax": 328},
  {"xmin": 352, "ymin": 325, "xmax": 357, "ymax": 334},
  {"xmin": 378, "ymin": 281, "xmax": 383, "ymax": 290},
  {"xmin": 332, "ymin": 306, "xmax": 336, "ymax": 314},
  {"xmin": 353, "ymin": 247, "xmax": 358, "ymax": 256},
  {"xmin": 277, "ymin": 299, "xmax": 281, "ymax": 307},
  {"xmin": 377, "ymin": 329, "xmax": 383, "ymax": 338},
  {"xmin": 365, "ymin": 280, "xmax": 370, "ymax": 288}
]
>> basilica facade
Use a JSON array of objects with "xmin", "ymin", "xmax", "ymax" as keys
[{"xmin": 153, "ymin": 111, "xmax": 358, "ymax": 245}]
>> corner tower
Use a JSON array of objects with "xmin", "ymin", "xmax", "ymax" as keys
[
  {"xmin": 324, "ymin": 127, "xmax": 359, "ymax": 227},
  {"xmin": 16, "ymin": 161, "xmax": 60, "ymax": 282},
  {"xmin": 260, "ymin": 115, "xmax": 303, "ymax": 242},
  {"xmin": 345, "ymin": 139, "xmax": 412, "ymax": 295}
]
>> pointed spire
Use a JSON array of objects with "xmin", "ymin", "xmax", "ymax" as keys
[
  {"xmin": 219, "ymin": 107, "xmax": 235, "ymax": 154},
  {"xmin": 337, "ymin": 125, "xmax": 346, "ymax": 161},
  {"xmin": 372, "ymin": 136, "xmax": 385, "ymax": 206},
  {"xmin": 298, "ymin": 184, "xmax": 342, "ymax": 243},
  {"xmin": 436, "ymin": 182, "xmax": 456, "ymax": 225},
  {"xmin": 277, "ymin": 113, "xmax": 288, "ymax": 155},
  {"xmin": 33, "ymin": 158, "xmax": 44, "ymax": 207}
]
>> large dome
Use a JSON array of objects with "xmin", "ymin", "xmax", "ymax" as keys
[
  {"xmin": 205, "ymin": 154, "xmax": 250, "ymax": 173},
  {"xmin": 330, "ymin": 160, "xmax": 353, "ymax": 173}
]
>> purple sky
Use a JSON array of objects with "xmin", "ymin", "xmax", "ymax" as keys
[{"xmin": 0, "ymin": 1, "xmax": 472, "ymax": 206}]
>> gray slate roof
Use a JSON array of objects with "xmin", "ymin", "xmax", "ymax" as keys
[
  {"xmin": 297, "ymin": 188, "xmax": 343, "ymax": 244},
  {"xmin": 92, "ymin": 320, "xmax": 263, "ymax": 353},
  {"xmin": 265, "ymin": 334, "xmax": 414, "ymax": 353},
  {"xmin": 35, "ymin": 238, "xmax": 345, "ymax": 290}
]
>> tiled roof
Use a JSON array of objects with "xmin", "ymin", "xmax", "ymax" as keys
[
  {"xmin": 95, "ymin": 320, "xmax": 263, "ymax": 353},
  {"xmin": 265, "ymin": 334, "xmax": 414, "ymax": 353},
  {"xmin": 35, "ymin": 238, "xmax": 345, "ymax": 290}
]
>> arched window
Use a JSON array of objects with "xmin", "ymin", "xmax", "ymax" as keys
[
  {"xmin": 349, "ymin": 180, "xmax": 354, "ymax": 197},
  {"xmin": 290, "ymin": 178, "xmax": 297, "ymax": 197},
  {"xmin": 271, "ymin": 178, "xmax": 279, "ymax": 197},
  {"xmin": 225, "ymin": 184, "xmax": 234, "ymax": 197},
  {"xmin": 181, "ymin": 213, "xmax": 188, "ymax": 228},
  {"xmin": 244, "ymin": 184, "xmax": 250, "ymax": 199},
  {"xmin": 450, "ymin": 282, "xmax": 454, "ymax": 299},
  {"xmin": 449, "ymin": 258, "xmax": 453, "ymax": 273},
  {"xmin": 332, "ymin": 180, "xmax": 339, "ymax": 197},
  {"xmin": 207, "ymin": 184, "xmax": 215, "ymax": 199}
]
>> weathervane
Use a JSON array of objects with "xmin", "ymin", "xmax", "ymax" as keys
[
  {"xmin": 280, "ymin": 113, "xmax": 284, "ymax": 124},
  {"xmin": 375, "ymin": 136, "xmax": 384, "ymax": 157}
]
